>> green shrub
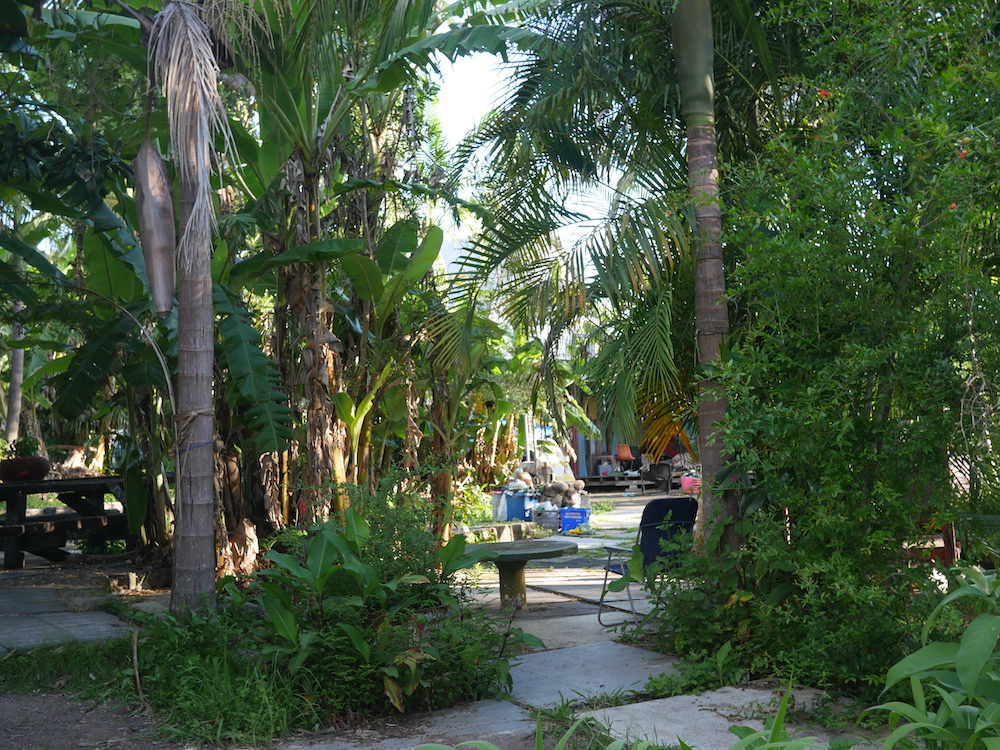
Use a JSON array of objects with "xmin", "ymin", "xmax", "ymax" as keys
[
  {"xmin": 864, "ymin": 567, "xmax": 1000, "ymax": 750},
  {"xmin": 642, "ymin": 519, "xmax": 943, "ymax": 700},
  {"xmin": 452, "ymin": 481, "xmax": 494, "ymax": 526},
  {"xmin": 239, "ymin": 507, "xmax": 511, "ymax": 718},
  {"xmin": 80, "ymin": 511, "xmax": 517, "ymax": 743}
]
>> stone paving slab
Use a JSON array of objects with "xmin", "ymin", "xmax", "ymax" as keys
[
  {"xmin": 0, "ymin": 587, "xmax": 65, "ymax": 614},
  {"xmin": 529, "ymin": 580, "xmax": 647, "ymax": 606},
  {"xmin": 515, "ymin": 613, "xmax": 620, "ymax": 650},
  {"xmin": 280, "ymin": 699, "xmax": 536, "ymax": 750},
  {"xmin": 510, "ymin": 641, "xmax": 677, "ymax": 708},
  {"xmin": 0, "ymin": 611, "xmax": 130, "ymax": 651},
  {"xmin": 515, "ymin": 599, "xmax": 605, "ymax": 619},
  {"xmin": 0, "ymin": 575, "xmax": 134, "ymax": 652},
  {"xmin": 465, "ymin": 581, "xmax": 586, "ymax": 610},
  {"xmin": 584, "ymin": 687, "xmax": 878, "ymax": 750}
]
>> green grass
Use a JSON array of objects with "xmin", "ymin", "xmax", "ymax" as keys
[
  {"xmin": 26, "ymin": 493, "xmax": 63, "ymax": 510},
  {"xmin": 0, "ymin": 637, "xmax": 133, "ymax": 699},
  {"xmin": 535, "ymin": 705, "xmax": 642, "ymax": 750},
  {"xmin": 590, "ymin": 500, "xmax": 615, "ymax": 516}
]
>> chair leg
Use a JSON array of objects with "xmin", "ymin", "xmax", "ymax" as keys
[
  {"xmin": 597, "ymin": 569, "xmax": 641, "ymax": 627},
  {"xmin": 597, "ymin": 566, "xmax": 613, "ymax": 626}
]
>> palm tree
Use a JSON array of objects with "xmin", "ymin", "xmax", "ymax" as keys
[
  {"xmin": 672, "ymin": 0, "xmax": 738, "ymax": 550},
  {"xmin": 150, "ymin": 1, "xmax": 234, "ymax": 615},
  {"xmin": 219, "ymin": 0, "xmax": 548, "ymax": 519},
  {"xmin": 449, "ymin": 0, "xmax": 794, "ymax": 550}
]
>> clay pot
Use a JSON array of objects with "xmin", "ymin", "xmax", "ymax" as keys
[{"xmin": 0, "ymin": 456, "xmax": 51, "ymax": 482}]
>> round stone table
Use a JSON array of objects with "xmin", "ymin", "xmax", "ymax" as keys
[{"xmin": 467, "ymin": 538, "xmax": 578, "ymax": 609}]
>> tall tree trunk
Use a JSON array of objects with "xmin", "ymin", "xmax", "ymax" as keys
[
  {"xmin": 151, "ymin": 1, "xmax": 227, "ymax": 615},
  {"xmin": 4, "ymin": 216, "xmax": 24, "ymax": 441},
  {"xmin": 283, "ymin": 164, "xmax": 349, "ymax": 522},
  {"xmin": 673, "ymin": 0, "xmax": 740, "ymax": 553},
  {"xmin": 172, "ymin": 177, "xmax": 218, "ymax": 614},
  {"xmin": 429, "ymin": 373, "xmax": 454, "ymax": 542}
]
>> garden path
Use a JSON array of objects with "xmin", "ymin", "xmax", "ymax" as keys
[{"xmin": 0, "ymin": 492, "xmax": 878, "ymax": 750}]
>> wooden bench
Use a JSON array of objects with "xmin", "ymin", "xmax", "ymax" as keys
[
  {"xmin": 0, "ymin": 476, "xmax": 129, "ymax": 568},
  {"xmin": 0, "ymin": 511, "xmax": 129, "ymax": 562}
]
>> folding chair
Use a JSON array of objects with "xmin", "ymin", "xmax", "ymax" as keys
[{"xmin": 597, "ymin": 497, "xmax": 698, "ymax": 626}]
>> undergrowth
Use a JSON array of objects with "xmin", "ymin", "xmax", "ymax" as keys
[{"xmin": 0, "ymin": 487, "xmax": 532, "ymax": 745}]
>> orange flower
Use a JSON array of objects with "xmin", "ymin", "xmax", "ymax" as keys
[{"xmin": 819, "ymin": 89, "xmax": 830, "ymax": 98}]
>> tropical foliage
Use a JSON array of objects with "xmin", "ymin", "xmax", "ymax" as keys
[
  {"xmin": 620, "ymin": 0, "xmax": 1000, "ymax": 696},
  {"xmin": 4, "ymin": 0, "xmax": 1000, "ymax": 723},
  {"xmin": 0, "ymin": 0, "xmax": 551, "ymax": 591}
]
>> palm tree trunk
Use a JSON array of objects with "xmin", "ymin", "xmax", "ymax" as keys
[
  {"xmin": 429, "ymin": 374, "xmax": 454, "ymax": 542},
  {"xmin": 173, "ymin": 244, "xmax": 217, "ymax": 613},
  {"xmin": 151, "ymin": 0, "xmax": 230, "ymax": 615},
  {"xmin": 284, "ymin": 165, "xmax": 349, "ymax": 521},
  {"xmin": 673, "ymin": 0, "xmax": 740, "ymax": 553}
]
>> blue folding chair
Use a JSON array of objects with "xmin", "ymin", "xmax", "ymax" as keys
[{"xmin": 598, "ymin": 497, "xmax": 697, "ymax": 625}]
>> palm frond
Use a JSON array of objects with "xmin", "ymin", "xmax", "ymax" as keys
[{"xmin": 151, "ymin": 1, "xmax": 235, "ymax": 272}]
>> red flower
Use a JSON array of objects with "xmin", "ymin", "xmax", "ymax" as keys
[
  {"xmin": 950, "ymin": 202, "xmax": 957, "ymax": 210},
  {"xmin": 819, "ymin": 89, "xmax": 830, "ymax": 98},
  {"xmin": 959, "ymin": 150, "xmax": 968, "ymax": 158}
]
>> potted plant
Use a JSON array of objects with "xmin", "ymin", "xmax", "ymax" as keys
[{"xmin": 0, "ymin": 436, "xmax": 51, "ymax": 482}]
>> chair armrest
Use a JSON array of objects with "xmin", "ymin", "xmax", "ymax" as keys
[{"xmin": 603, "ymin": 544, "xmax": 632, "ymax": 571}]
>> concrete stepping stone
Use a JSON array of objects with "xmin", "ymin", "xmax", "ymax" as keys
[
  {"xmin": 0, "ymin": 587, "xmax": 65, "ymax": 614},
  {"xmin": 281, "ymin": 699, "xmax": 536, "ymax": 750},
  {"xmin": 510, "ymin": 641, "xmax": 677, "ymax": 708},
  {"xmin": 516, "ymin": 613, "xmax": 619, "ymax": 649},
  {"xmin": 0, "ymin": 611, "xmax": 130, "ymax": 652},
  {"xmin": 583, "ymin": 686, "xmax": 877, "ymax": 750}
]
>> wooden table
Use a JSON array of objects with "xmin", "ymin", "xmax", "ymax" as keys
[
  {"xmin": 467, "ymin": 539, "xmax": 578, "ymax": 609},
  {"xmin": 0, "ymin": 476, "xmax": 126, "ymax": 569}
]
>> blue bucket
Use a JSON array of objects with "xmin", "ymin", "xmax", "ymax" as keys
[{"xmin": 506, "ymin": 492, "xmax": 528, "ymax": 521}]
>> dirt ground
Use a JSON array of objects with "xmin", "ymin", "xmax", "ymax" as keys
[
  {"xmin": 0, "ymin": 691, "xmax": 502, "ymax": 750},
  {"xmin": 0, "ymin": 556, "xmax": 190, "ymax": 750},
  {"xmin": 0, "ymin": 693, "xmax": 190, "ymax": 750}
]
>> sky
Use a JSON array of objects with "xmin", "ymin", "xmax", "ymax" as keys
[
  {"xmin": 431, "ymin": 53, "xmax": 507, "ymax": 149},
  {"xmin": 428, "ymin": 53, "xmax": 608, "ymax": 269},
  {"xmin": 428, "ymin": 53, "xmax": 507, "ymax": 268}
]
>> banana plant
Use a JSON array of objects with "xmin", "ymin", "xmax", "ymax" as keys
[
  {"xmin": 334, "ymin": 219, "xmax": 443, "ymax": 485},
  {"xmin": 340, "ymin": 218, "xmax": 443, "ymax": 340},
  {"xmin": 332, "ymin": 362, "xmax": 392, "ymax": 484}
]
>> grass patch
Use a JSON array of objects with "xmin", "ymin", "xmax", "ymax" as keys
[
  {"xmin": 0, "ymin": 637, "xmax": 132, "ymax": 699},
  {"xmin": 26, "ymin": 492, "xmax": 63, "ymax": 510},
  {"xmin": 590, "ymin": 500, "xmax": 615, "ymax": 516},
  {"xmin": 3, "ymin": 588, "xmax": 519, "ymax": 747},
  {"xmin": 536, "ymin": 707, "xmax": 631, "ymax": 750}
]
